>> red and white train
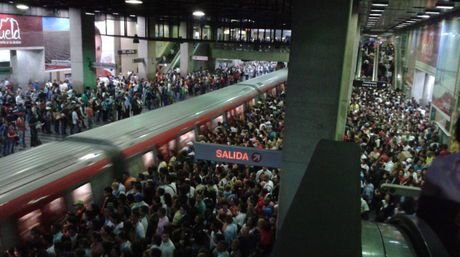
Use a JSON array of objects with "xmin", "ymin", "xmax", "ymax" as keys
[{"xmin": 0, "ymin": 69, "xmax": 288, "ymax": 249}]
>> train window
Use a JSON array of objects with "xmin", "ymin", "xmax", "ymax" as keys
[
  {"xmin": 199, "ymin": 124, "xmax": 207, "ymax": 134},
  {"xmin": 178, "ymin": 130, "xmax": 195, "ymax": 151},
  {"xmin": 72, "ymin": 183, "xmax": 92, "ymax": 206},
  {"xmin": 212, "ymin": 115, "xmax": 224, "ymax": 129},
  {"xmin": 17, "ymin": 210, "xmax": 41, "ymax": 240},
  {"xmin": 159, "ymin": 139, "xmax": 176, "ymax": 161},
  {"xmin": 236, "ymin": 104, "xmax": 244, "ymax": 114},
  {"xmin": 41, "ymin": 197, "xmax": 66, "ymax": 228},
  {"xmin": 142, "ymin": 151, "xmax": 156, "ymax": 169}
]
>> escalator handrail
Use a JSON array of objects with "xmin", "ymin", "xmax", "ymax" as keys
[{"xmin": 389, "ymin": 215, "xmax": 450, "ymax": 257}]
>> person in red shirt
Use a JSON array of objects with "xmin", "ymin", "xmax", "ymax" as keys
[
  {"xmin": 5, "ymin": 123, "xmax": 17, "ymax": 155},
  {"xmin": 15, "ymin": 115, "xmax": 26, "ymax": 148}
]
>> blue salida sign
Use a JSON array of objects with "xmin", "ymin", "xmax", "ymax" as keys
[{"xmin": 194, "ymin": 142, "xmax": 283, "ymax": 168}]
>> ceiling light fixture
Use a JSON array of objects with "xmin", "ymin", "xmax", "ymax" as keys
[
  {"xmin": 435, "ymin": 2, "xmax": 454, "ymax": 9},
  {"xmin": 425, "ymin": 9, "xmax": 441, "ymax": 15},
  {"xmin": 125, "ymin": 0, "xmax": 143, "ymax": 4},
  {"xmin": 417, "ymin": 14, "xmax": 430, "ymax": 19},
  {"xmin": 192, "ymin": 10, "xmax": 205, "ymax": 17},
  {"xmin": 113, "ymin": 12, "xmax": 119, "ymax": 15},
  {"xmin": 371, "ymin": 1, "xmax": 389, "ymax": 7},
  {"xmin": 16, "ymin": 3, "xmax": 29, "ymax": 10},
  {"xmin": 369, "ymin": 13, "xmax": 382, "ymax": 16},
  {"xmin": 129, "ymin": 14, "xmax": 136, "ymax": 17},
  {"xmin": 85, "ymin": 12, "xmax": 95, "ymax": 16}
]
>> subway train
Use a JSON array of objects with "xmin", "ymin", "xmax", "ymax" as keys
[
  {"xmin": 0, "ymin": 69, "xmax": 288, "ymax": 249},
  {"xmin": 0, "ymin": 69, "xmax": 450, "ymax": 256}
]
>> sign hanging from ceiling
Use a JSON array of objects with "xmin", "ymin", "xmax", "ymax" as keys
[
  {"xmin": 0, "ymin": 14, "xmax": 43, "ymax": 47},
  {"xmin": 194, "ymin": 142, "xmax": 283, "ymax": 168}
]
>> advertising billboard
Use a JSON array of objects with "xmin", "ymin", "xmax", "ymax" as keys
[{"xmin": 0, "ymin": 14, "xmax": 43, "ymax": 47}]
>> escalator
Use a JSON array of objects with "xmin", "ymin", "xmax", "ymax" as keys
[
  {"xmin": 161, "ymin": 43, "xmax": 201, "ymax": 73},
  {"xmin": 362, "ymin": 215, "xmax": 450, "ymax": 257},
  {"xmin": 272, "ymin": 140, "xmax": 451, "ymax": 257}
]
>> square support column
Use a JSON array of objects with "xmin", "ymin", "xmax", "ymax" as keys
[
  {"xmin": 280, "ymin": 0, "xmax": 359, "ymax": 226},
  {"xmin": 137, "ymin": 17, "xmax": 156, "ymax": 80},
  {"xmin": 69, "ymin": 8, "xmax": 96, "ymax": 92}
]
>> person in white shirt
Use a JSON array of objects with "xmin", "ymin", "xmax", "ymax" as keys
[
  {"xmin": 159, "ymin": 233, "xmax": 175, "ymax": 257},
  {"xmin": 131, "ymin": 212, "xmax": 146, "ymax": 240},
  {"xmin": 256, "ymin": 167, "xmax": 273, "ymax": 183},
  {"xmin": 71, "ymin": 108, "xmax": 80, "ymax": 134}
]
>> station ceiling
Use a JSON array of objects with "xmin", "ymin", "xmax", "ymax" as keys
[
  {"xmin": 360, "ymin": 0, "xmax": 460, "ymax": 34},
  {"xmin": 2, "ymin": 0, "xmax": 459, "ymax": 35},
  {"xmin": 5, "ymin": 0, "xmax": 291, "ymax": 27}
]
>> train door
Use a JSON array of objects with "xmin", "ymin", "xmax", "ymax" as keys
[
  {"xmin": 199, "ymin": 121, "xmax": 212, "ymax": 135},
  {"xmin": 40, "ymin": 197, "xmax": 66, "ymax": 230},
  {"xmin": 127, "ymin": 147, "xmax": 159, "ymax": 177},
  {"xmin": 72, "ymin": 183, "xmax": 94, "ymax": 207},
  {"xmin": 177, "ymin": 129, "xmax": 196, "ymax": 153},
  {"xmin": 158, "ymin": 139, "xmax": 177, "ymax": 161},
  {"xmin": 212, "ymin": 115, "xmax": 224, "ymax": 130},
  {"xmin": 17, "ymin": 210, "xmax": 42, "ymax": 241}
]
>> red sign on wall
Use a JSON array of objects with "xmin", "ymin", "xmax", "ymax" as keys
[{"xmin": 0, "ymin": 14, "xmax": 43, "ymax": 47}]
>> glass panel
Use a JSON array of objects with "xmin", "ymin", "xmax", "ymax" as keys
[
  {"xmin": 178, "ymin": 130, "xmax": 195, "ymax": 150},
  {"xmin": 212, "ymin": 115, "xmax": 224, "ymax": 128},
  {"xmin": 159, "ymin": 139, "xmax": 176, "ymax": 161},
  {"xmin": 72, "ymin": 183, "xmax": 93, "ymax": 206},
  {"xmin": 41, "ymin": 198, "xmax": 66, "ymax": 229},
  {"xmin": 142, "ymin": 151, "xmax": 156, "ymax": 169},
  {"xmin": 17, "ymin": 210, "xmax": 41, "ymax": 240}
]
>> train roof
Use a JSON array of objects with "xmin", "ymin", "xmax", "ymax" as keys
[{"xmin": 0, "ymin": 69, "xmax": 288, "ymax": 217}]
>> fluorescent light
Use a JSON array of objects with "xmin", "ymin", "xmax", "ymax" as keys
[
  {"xmin": 94, "ymin": 10, "xmax": 101, "ymax": 13},
  {"xmin": 85, "ymin": 12, "xmax": 95, "ymax": 15},
  {"xmin": 436, "ymin": 3, "xmax": 454, "ymax": 9},
  {"xmin": 113, "ymin": 12, "xmax": 119, "ymax": 15},
  {"xmin": 369, "ymin": 13, "xmax": 382, "ymax": 16},
  {"xmin": 129, "ymin": 14, "xmax": 136, "ymax": 17},
  {"xmin": 417, "ymin": 14, "xmax": 430, "ymax": 18},
  {"xmin": 370, "ymin": 9, "xmax": 385, "ymax": 12},
  {"xmin": 372, "ymin": 2, "xmax": 389, "ymax": 7},
  {"xmin": 193, "ymin": 10, "xmax": 205, "ymax": 17},
  {"xmin": 425, "ymin": 10, "xmax": 441, "ymax": 15},
  {"xmin": 406, "ymin": 20, "xmax": 416, "ymax": 23},
  {"xmin": 16, "ymin": 4, "xmax": 29, "ymax": 10},
  {"xmin": 125, "ymin": 0, "xmax": 143, "ymax": 4}
]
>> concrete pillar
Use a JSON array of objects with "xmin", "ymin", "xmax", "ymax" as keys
[
  {"xmin": 137, "ymin": 17, "xmax": 156, "ymax": 80},
  {"xmin": 114, "ymin": 20, "xmax": 122, "ymax": 75},
  {"xmin": 69, "ymin": 8, "xmax": 96, "ymax": 92},
  {"xmin": 180, "ymin": 43, "xmax": 191, "ymax": 76},
  {"xmin": 279, "ymin": 0, "xmax": 359, "ymax": 227}
]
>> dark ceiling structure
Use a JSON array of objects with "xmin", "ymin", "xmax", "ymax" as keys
[
  {"xmin": 4, "ymin": 0, "xmax": 291, "ymax": 28},
  {"xmin": 360, "ymin": 0, "xmax": 460, "ymax": 34},
  {"xmin": 2, "ymin": 0, "xmax": 460, "ymax": 35}
]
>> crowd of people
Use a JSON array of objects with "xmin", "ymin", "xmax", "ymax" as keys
[
  {"xmin": 346, "ymin": 84, "xmax": 446, "ymax": 222},
  {"xmin": 4, "ymin": 88, "xmax": 285, "ymax": 257},
  {"xmin": 0, "ymin": 61, "xmax": 277, "ymax": 157},
  {"xmin": 360, "ymin": 39, "xmax": 376, "ymax": 79},
  {"xmin": 377, "ymin": 42, "xmax": 394, "ymax": 83}
]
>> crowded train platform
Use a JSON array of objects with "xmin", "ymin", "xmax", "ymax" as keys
[
  {"xmin": 1, "ymin": 83, "xmax": 285, "ymax": 257},
  {"xmin": 0, "ymin": 61, "xmax": 276, "ymax": 158},
  {"xmin": 2, "ymin": 0, "xmax": 460, "ymax": 257}
]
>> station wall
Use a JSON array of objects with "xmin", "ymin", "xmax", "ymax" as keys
[{"xmin": 397, "ymin": 16, "xmax": 460, "ymax": 141}]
